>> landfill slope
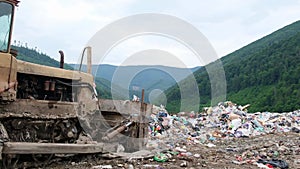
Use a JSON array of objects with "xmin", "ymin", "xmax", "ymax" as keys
[
  {"xmin": 46, "ymin": 101, "xmax": 300, "ymax": 169},
  {"xmin": 47, "ymin": 132, "xmax": 299, "ymax": 169}
]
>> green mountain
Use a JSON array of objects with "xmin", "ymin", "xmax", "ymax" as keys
[
  {"xmin": 70, "ymin": 64, "xmax": 200, "ymax": 102},
  {"xmin": 70, "ymin": 64, "xmax": 200, "ymax": 89},
  {"xmin": 94, "ymin": 76, "xmax": 130, "ymax": 100},
  {"xmin": 165, "ymin": 20, "xmax": 300, "ymax": 113}
]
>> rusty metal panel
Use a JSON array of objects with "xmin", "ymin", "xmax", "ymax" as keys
[
  {"xmin": 0, "ymin": 99, "xmax": 79, "ymax": 119},
  {"xmin": 98, "ymin": 99, "xmax": 153, "ymax": 117},
  {"xmin": 0, "ymin": 53, "xmax": 17, "ymax": 94},
  {"xmin": 17, "ymin": 60, "xmax": 93, "ymax": 83},
  {"xmin": 4, "ymin": 0, "xmax": 20, "ymax": 6},
  {"xmin": 3, "ymin": 142, "xmax": 104, "ymax": 154}
]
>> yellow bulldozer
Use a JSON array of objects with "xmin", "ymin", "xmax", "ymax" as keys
[{"xmin": 0, "ymin": 0, "xmax": 151, "ymax": 168}]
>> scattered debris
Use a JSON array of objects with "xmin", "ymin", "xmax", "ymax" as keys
[
  {"xmin": 46, "ymin": 101, "xmax": 300, "ymax": 169},
  {"xmin": 145, "ymin": 101, "xmax": 300, "ymax": 168}
]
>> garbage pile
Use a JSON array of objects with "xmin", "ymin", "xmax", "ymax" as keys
[{"xmin": 146, "ymin": 102, "xmax": 300, "ymax": 168}]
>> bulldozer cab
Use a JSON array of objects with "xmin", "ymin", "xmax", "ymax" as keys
[
  {"xmin": 0, "ymin": 0, "xmax": 18, "ymax": 102},
  {"xmin": 0, "ymin": 1, "xmax": 15, "ymax": 53}
]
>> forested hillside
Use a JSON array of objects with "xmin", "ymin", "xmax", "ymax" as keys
[
  {"xmin": 12, "ymin": 45, "xmax": 74, "ymax": 70},
  {"xmin": 165, "ymin": 21, "xmax": 300, "ymax": 113}
]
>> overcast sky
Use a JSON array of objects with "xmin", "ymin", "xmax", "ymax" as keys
[{"xmin": 12, "ymin": 0, "xmax": 300, "ymax": 68}]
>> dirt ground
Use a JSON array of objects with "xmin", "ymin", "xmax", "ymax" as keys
[{"xmin": 43, "ymin": 132, "xmax": 299, "ymax": 169}]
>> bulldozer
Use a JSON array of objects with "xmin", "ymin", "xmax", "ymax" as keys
[{"xmin": 0, "ymin": 0, "xmax": 151, "ymax": 168}]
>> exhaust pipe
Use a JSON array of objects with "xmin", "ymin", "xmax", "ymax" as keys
[{"xmin": 59, "ymin": 50, "xmax": 64, "ymax": 69}]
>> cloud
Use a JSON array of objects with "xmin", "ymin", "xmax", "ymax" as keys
[
  {"xmin": 100, "ymin": 35, "xmax": 201, "ymax": 67},
  {"xmin": 13, "ymin": 0, "xmax": 136, "ymax": 61},
  {"xmin": 11, "ymin": 0, "xmax": 300, "ymax": 67}
]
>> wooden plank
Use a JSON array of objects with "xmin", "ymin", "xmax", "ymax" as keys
[
  {"xmin": 138, "ymin": 90, "xmax": 145, "ymax": 150},
  {"xmin": 2, "ymin": 142, "xmax": 104, "ymax": 154}
]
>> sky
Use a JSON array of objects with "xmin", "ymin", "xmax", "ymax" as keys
[{"xmin": 12, "ymin": 0, "xmax": 300, "ymax": 68}]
